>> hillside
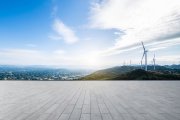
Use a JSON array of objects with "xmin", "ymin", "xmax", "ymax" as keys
[
  {"xmin": 81, "ymin": 66, "xmax": 136, "ymax": 80},
  {"xmin": 113, "ymin": 69, "xmax": 180, "ymax": 80},
  {"xmin": 82, "ymin": 66, "xmax": 180, "ymax": 80}
]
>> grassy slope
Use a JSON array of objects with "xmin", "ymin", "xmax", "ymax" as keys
[
  {"xmin": 82, "ymin": 66, "xmax": 180, "ymax": 80},
  {"xmin": 81, "ymin": 66, "xmax": 136, "ymax": 80}
]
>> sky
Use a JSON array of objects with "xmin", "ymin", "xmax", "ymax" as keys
[{"xmin": 0, "ymin": 0, "xmax": 180, "ymax": 69}]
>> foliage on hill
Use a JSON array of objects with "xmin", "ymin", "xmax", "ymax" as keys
[
  {"xmin": 82, "ymin": 66, "xmax": 180, "ymax": 80},
  {"xmin": 81, "ymin": 66, "xmax": 136, "ymax": 80},
  {"xmin": 113, "ymin": 69, "xmax": 180, "ymax": 80}
]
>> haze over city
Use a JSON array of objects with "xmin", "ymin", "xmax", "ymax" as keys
[{"xmin": 0, "ymin": 0, "xmax": 180, "ymax": 69}]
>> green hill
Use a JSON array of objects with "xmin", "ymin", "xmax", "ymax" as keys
[
  {"xmin": 113, "ymin": 69, "xmax": 180, "ymax": 80},
  {"xmin": 82, "ymin": 66, "xmax": 180, "ymax": 80},
  {"xmin": 81, "ymin": 66, "xmax": 136, "ymax": 80}
]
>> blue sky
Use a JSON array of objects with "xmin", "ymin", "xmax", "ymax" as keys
[{"xmin": 0, "ymin": 0, "xmax": 180, "ymax": 68}]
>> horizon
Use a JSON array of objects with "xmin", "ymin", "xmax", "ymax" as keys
[
  {"xmin": 0, "ymin": 0, "xmax": 180, "ymax": 68},
  {"xmin": 0, "ymin": 64, "xmax": 179, "ymax": 70}
]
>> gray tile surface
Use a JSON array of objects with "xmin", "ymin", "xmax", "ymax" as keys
[{"xmin": 0, "ymin": 81, "xmax": 180, "ymax": 120}]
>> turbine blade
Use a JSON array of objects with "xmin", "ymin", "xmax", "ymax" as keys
[
  {"xmin": 141, "ymin": 52, "xmax": 145, "ymax": 61},
  {"xmin": 141, "ymin": 41, "xmax": 145, "ymax": 51}
]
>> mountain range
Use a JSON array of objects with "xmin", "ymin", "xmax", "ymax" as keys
[{"xmin": 82, "ymin": 65, "xmax": 180, "ymax": 80}]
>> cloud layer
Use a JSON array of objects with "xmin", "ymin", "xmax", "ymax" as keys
[
  {"xmin": 50, "ymin": 19, "xmax": 79, "ymax": 44},
  {"xmin": 0, "ymin": 48, "xmax": 102, "ymax": 68},
  {"xmin": 90, "ymin": 0, "xmax": 180, "ymax": 54}
]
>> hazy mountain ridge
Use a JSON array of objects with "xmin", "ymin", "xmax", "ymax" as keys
[
  {"xmin": 0, "ymin": 65, "xmax": 180, "ymax": 80},
  {"xmin": 82, "ymin": 65, "xmax": 180, "ymax": 80},
  {"xmin": 164, "ymin": 64, "xmax": 180, "ymax": 69}
]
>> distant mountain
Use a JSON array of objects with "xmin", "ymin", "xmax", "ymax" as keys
[
  {"xmin": 82, "ymin": 65, "xmax": 180, "ymax": 80},
  {"xmin": 1, "ymin": 65, "xmax": 180, "ymax": 80},
  {"xmin": 164, "ymin": 64, "xmax": 180, "ymax": 69}
]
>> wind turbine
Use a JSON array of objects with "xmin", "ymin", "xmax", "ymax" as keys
[
  {"xmin": 153, "ymin": 53, "xmax": 156, "ymax": 70},
  {"xmin": 141, "ymin": 42, "xmax": 148, "ymax": 71}
]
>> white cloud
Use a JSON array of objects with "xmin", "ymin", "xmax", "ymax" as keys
[
  {"xmin": 90, "ymin": 0, "xmax": 180, "ymax": 55},
  {"xmin": 0, "ymin": 48, "xmax": 104, "ymax": 68},
  {"xmin": 98, "ymin": 37, "xmax": 180, "ymax": 58},
  {"xmin": 50, "ymin": 18, "xmax": 79, "ymax": 44},
  {"xmin": 48, "ymin": 34, "xmax": 62, "ymax": 41},
  {"xmin": 148, "ymin": 47, "xmax": 167, "ymax": 52},
  {"xmin": 0, "ymin": 49, "xmax": 44, "ymax": 65},
  {"xmin": 51, "ymin": 5, "xmax": 58, "ymax": 17},
  {"xmin": 53, "ymin": 49, "xmax": 65, "ymax": 55},
  {"xmin": 0, "ymin": 49, "xmax": 72, "ymax": 66},
  {"xmin": 26, "ymin": 44, "xmax": 37, "ymax": 48},
  {"xmin": 157, "ymin": 55, "xmax": 180, "ymax": 63},
  {"xmin": 148, "ymin": 38, "xmax": 180, "ymax": 51}
]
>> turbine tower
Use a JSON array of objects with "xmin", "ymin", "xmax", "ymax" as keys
[
  {"xmin": 141, "ymin": 42, "xmax": 148, "ymax": 71},
  {"xmin": 153, "ymin": 54, "xmax": 156, "ymax": 70}
]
